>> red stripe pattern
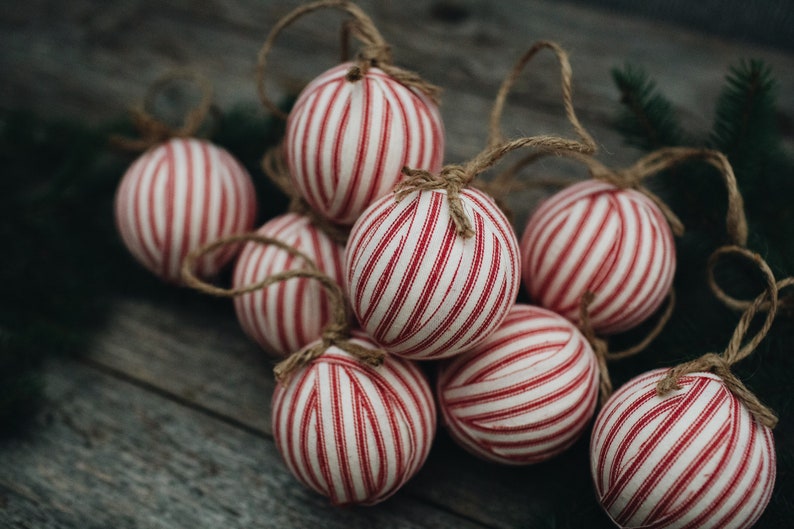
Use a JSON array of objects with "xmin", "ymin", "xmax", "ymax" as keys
[
  {"xmin": 590, "ymin": 369, "xmax": 776, "ymax": 529},
  {"xmin": 437, "ymin": 304, "xmax": 599, "ymax": 465},
  {"xmin": 272, "ymin": 331, "xmax": 436, "ymax": 505},
  {"xmin": 285, "ymin": 62, "xmax": 445, "ymax": 226},
  {"xmin": 114, "ymin": 138, "xmax": 257, "ymax": 282},
  {"xmin": 345, "ymin": 188, "xmax": 521, "ymax": 360},
  {"xmin": 520, "ymin": 180, "xmax": 675, "ymax": 334},
  {"xmin": 232, "ymin": 213, "xmax": 345, "ymax": 357}
]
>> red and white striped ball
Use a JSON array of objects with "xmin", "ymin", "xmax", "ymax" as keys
[
  {"xmin": 285, "ymin": 62, "xmax": 445, "ymax": 226},
  {"xmin": 346, "ymin": 188, "xmax": 521, "ymax": 360},
  {"xmin": 272, "ymin": 331, "xmax": 436, "ymax": 505},
  {"xmin": 521, "ymin": 180, "xmax": 675, "ymax": 334},
  {"xmin": 437, "ymin": 304, "xmax": 599, "ymax": 465},
  {"xmin": 591, "ymin": 369, "xmax": 776, "ymax": 529},
  {"xmin": 232, "ymin": 213, "xmax": 345, "ymax": 357},
  {"xmin": 114, "ymin": 137, "xmax": 257, "ymax": 282}
]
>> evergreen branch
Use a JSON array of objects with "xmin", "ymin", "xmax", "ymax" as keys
[
  {"xmin": 611, "ymin": 64, "xmax": 687, "ymax": 150},
  {"xmin": 709, "ymin": 59, "xmax": 780, "ymax": 183}
]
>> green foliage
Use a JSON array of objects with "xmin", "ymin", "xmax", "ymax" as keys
[
  {"xmin": 611, "ymin": 64, "xmax": 688, "ymax": 150},
  {"xmin": 0, "ymin": 105, "xmax": 288, "ymax": 434},
  {"xmin": 609, "ymin": 59, "xmax": 794, "ymax": 529}
]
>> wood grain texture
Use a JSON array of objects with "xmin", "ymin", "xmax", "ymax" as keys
[
  {"xmin": 83, "ymin": 293, "xmax": 618, "ymax": 528},
  {"xmin": 2, "ymin": 1, "xmax": 793, "ymax": 527},
  {"xmin": 0, "ymin": 359, "xmax": 489, "ymax": 529},
  {"xmin": 1, "ymin": 0, "xmax": 792, "ymax": 153}
]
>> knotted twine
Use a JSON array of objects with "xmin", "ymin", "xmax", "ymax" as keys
[
  {"xmin": 393, "ymin": 42, "xmax": 599, "ymax": 239},
  {"xmin": 180, "ymin": 233, "xmax": 384, "ymax": 382},
  {"xmin": 656, "ymin": 245, "xmax": 791, "ymax": 429},
  {"xmin": 110, "ymin": 69, "xmax": 217, "ymax": 152},
  {"xmin": 472, "ymin": 41, "xmax": 749, "ymax": 403},
  {"xmin": 707, "ymin": 244, "xmax": 794, "ymax": 314},
  {"xmin": 256, "ymin": 0, "xmax": 444, "ymax": 243},
  {"xmin": 256, "ymin": 0, "xmax": 441, "ymax": 121}
]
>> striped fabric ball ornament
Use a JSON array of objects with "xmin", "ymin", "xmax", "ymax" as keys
[
  {"xmin": 591, "ymin": 369, "xmax": 776, "ymax": 529},
  {"xmin": 232, "ymin": 213, "xmax": 345, "ymax": 357},
  {"xmin": 520, "ymin": 180, "xmax": 675, "ymax": 334},
  {"xmin": 346, "ymin": 188, "xmax": 521, "ymax": 360},
  {"xmin": 437, "ymin": 304, "xmax": 599, "ymax": 465},
  {"xmin": 114, "ymin": 137, "xmax": 257, "ymax": 282},
  {"xmin": 285, "ymin": 62, "xmax": 445, "ymax": 225},
  {"xmin": 272, "ymin": 331, "xmax": 436, "ymax": 505}
]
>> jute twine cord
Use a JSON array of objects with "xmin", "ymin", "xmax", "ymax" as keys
[
  {"xmin": 110, "ymin": 69, "xmax": 216, "ymax": 152},
  {"xmin": 260, "ymin": 145, "xmax": 351, "ymax": 245},
  {"xmin": 579, "ymin": 289, "xmax": 676, "ymax": 406},
  {"xmin": 396, "ymin": 135, "xmax": 596, "ymax": 238},
  {"xmin": 180, "ymin": 233, "xmax": 384, "ymax": 382},
  {"xmin": 494, "ymin": 146, "xmax": 750, "ymax": 246},
  {"xmin": 476, "ymin": 41, "xmax": 597, "ymax": 205},
  {"xmin": 579, "ymin": 292, "xmax": 613, "ymax": 406},
  {"xmin": 656, "ymin": 245, "xmax": 783, "ymax": 429},
  {"xmin": 257, "ymin": 0, "xmax": 441, "ymax": 121},
  {"xmin": 708, "ymin": 245, "xmax": 794, "ymax": 313},
  {"xmin": 487, "ymin": 40, "xmax": 597, "ymax": 153}
]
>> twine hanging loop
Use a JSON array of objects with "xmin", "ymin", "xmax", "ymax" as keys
[
  {"xmin": 180, "ymin": 233, "xmax": 385, "ymax": 382},
  {"xmin": 110, "ymin": 69, "xmax": 216, "ymax": 152},
  {"xmin": 656, "ymin": 245, "xmax": 781, "ymax": 428},
  {"xmin": 257, "ymin": 0, "xmax": 441, "ymax": 121}
]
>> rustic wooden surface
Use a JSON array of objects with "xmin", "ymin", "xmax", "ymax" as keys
[{"xmin": 2, "ymin": 1, "xmax": 793, "ymax": 528}]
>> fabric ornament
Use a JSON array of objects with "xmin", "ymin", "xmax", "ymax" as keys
[
  {"xmin": 590, "ymin": 246, "xmax": 782, "ymax": 529},
  {"xmin": 113, "ymin": 72, "xmax": 257, "ymax": 283},
  {"xmin": 437, "ymin": 304, "xmax": 599, "ymax": 464},
  {"xmin": 257, "ymin": 0, "xmax": 444, "ymax": 226},
  {"xmin": 181, "ymin": 234, "xmax": 435, "ymax": 506},
  {"xmin": 346, "ymin": 184, "xmax": 520, "ymax": 360},
  {"xmin": 232, "ymin": 213, "xmax": 345, "ymax": 356},
  {"xmin": 272, "ymin": 330, "xmax": 436, "ymax": 505},
  {"xmin": 521, "ymin": 179, "xmax": 676, "ymax": 334}
]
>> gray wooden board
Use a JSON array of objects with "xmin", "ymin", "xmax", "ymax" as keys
[
  {"xmin": 82, "ymin": 293, "xmax": 612, "ymax": 529},
  {"xmin": 1, "ymin": 0, "xmax": 792, "ymax": 153},
  {"xmin": 0, "ymin": 359, "xmax": 491, "ymax": 529},
  {"xmin": 3, "ymin": 0, "xmax": 794, "ymax": 527}
]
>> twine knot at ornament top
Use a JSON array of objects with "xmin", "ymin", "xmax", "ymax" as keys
[
  {"xmin": 257, "ymin": 0, "xmax": 441, "ymax": 121},
  {"xmin": 180, "ymin": 233, "xmax": 385, "ymax": 382},
  {"xmin": 396, "ymin": 135, "xmax": 598, "ymax": 239},
  {"xmin": 397, "ymin": 163, "xmax": 474, "ymax": 237},
  {"xmin": 656, "ymin": 245, "xmax": 783, "ymax": 429},
  {"xmin": 110, "ymin": 69, "xmax": 216, "ymax": 152}
]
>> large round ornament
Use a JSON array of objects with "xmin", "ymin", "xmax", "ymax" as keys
[
  {"xmin": 272, "ymin": 331, "xmax": 436, "ymax": 505},
  {"xmin": 437, "ymin": 304, "xmax": 599, "ymax": 464},
  {"xmin": 114, "ymin": 137, "xmax": 257, "ymax": 282},
  {"xmin": 232, "ymin": 213, "xmax": 345, "ymax": 356},
  {"xmin": 285, "ymin": 62, "xmax": 445, "ymax": 225},
  {"xmin": 521, "ymin": 180, "xmax": 675, "ymax": 334},
  {"xmin": 591, "ymin": 369, "xmax": 776, "ymax": 529},
  {"xmin": 346, "ymin": 188, "xmax": 521, "ymax": 360}
]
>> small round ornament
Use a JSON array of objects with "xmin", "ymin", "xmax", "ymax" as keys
[
  {"xmin": 285, "ymin": 61, "xmax": 445, "ymax": 225},
  {"xmin": 232, "ymin": 213, "xmax": 345, "ymax": 356},
  {"xmin": 346, "ymin": 186, "xmax": 521, "ymax": 360},
  {"xmin": 115, "ymin": 137, "xmax": 257, "ymax": 282},
  {"xmin": 521, "ymin": 179, "xmax": 676, "ymax": 334},
  {"xmin": 438, "ymin": 304, "xmax": 599, "ymax": 464},
  {"xmin": 272, "ymin": 330, "xmax": 436, "ymax": 505},
  {"xmin": 591, "ymin": 369, "xmax": 775, "ymax": 529}
]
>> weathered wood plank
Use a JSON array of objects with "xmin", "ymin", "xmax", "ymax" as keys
[
  {"xmin": 1, "ymin": 0, "xmax": 792, "ymax": 153},
  {"xmin": 85, "ymin": 293, "xmax": 620, "ymax": 529},
  {"xmin": 0, "ymin": 359, "xmax": 491, "ymax": 529}
]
